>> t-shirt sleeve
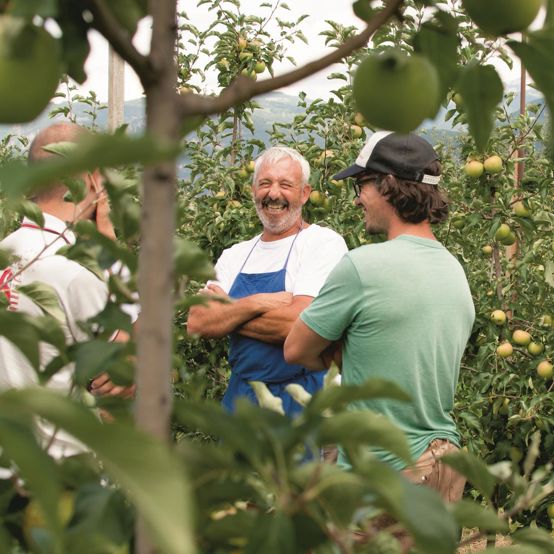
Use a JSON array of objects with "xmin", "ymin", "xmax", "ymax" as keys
[
  {"xmin": 210, "ymin": 248, "xmax": 235, "ymax": 294},
  {"xmin": 300, "ymin": 255, "xmax": 360, "ymax": 341},
  {"xmin": 293, "ymin": 231, "xmax": 348, "ymax": 297},
  {"xmin": 66, "ymin": 269, "xmax": 110, "ymax": 342}
]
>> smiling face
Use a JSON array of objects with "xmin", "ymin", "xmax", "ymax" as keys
[
  {"xmin": 252, "ymin": 156, "xmax": 311, "ymax": 240},
  {"xmin": 354, "ymin": 178, "xmax": 394, "ymax": 235}
]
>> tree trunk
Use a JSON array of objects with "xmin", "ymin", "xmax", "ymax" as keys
[{"xmin": 135, "ymin": 1, "xmax": 179, "ymax": 553}]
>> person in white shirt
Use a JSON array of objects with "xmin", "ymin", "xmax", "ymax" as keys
[
  {"xmin": 187, "ymin": 146, "xmax": 347, "ymax": 417},
  {"xmin": 0, "ymin": 122, "xmax": 136, "ymax": 458}
]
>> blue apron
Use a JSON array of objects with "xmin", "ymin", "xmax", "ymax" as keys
[{"xmin": 222, "ymin": 230, "xmax": 326, "ymax": 417}]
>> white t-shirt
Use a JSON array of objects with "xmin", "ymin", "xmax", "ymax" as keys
[
  {"xmin": 214, "ymin": 224, "xmax": 348, "ymax": 297},
  {"xmin": 0, "ymin": 213, "xmax": 134, "ymax": 459}
]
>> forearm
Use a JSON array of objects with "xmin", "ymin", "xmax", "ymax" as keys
[
  {"xmin": 238, "ymin": 295, "xmax": 313, "ymax": 344},
  {"xmin": 237, "ymin": 307, "xmax": 297, "ymax": 343},
  {"xmin": 187, "ymin": 296, "xmax": 268, "ymax": 338},
  {"xmin": 284, "ymin": 318, "xmax": 331, "ymax": 371}
]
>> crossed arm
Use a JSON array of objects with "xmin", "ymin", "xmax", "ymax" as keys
[{"xmin": 186, "ymin": 283, "xmax": 313, "ymax": 344}]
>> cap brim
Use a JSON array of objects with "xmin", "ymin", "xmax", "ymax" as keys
[{"xmin": 332, "ymin": 164, "xmax": 366, "ymax": 180}]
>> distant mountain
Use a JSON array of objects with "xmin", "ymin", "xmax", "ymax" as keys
[{"xmin": 0, "ymin": 82, "xmax": 546, "ymax": 153}]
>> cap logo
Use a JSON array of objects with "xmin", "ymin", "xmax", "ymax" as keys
[{"xmin": 421, "ymin": 174, "xmax": 440, "ymax": 185}]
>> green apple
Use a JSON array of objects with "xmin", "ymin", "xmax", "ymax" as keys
[
  {"xmin": 240, "ymin": 68, "xmax": 257, "ymax": 80},
  {"xmin": 484, "ymin": 155, "xmax": 503, "ymax": 174},
  {"xmin": 464, "ymin": 160, "xmax": 484, "ymax": 178},
  {"xmin": 527, "ymin": 342, "xmax": 544, "ymax": 356},
  {"xmin": 246, "ymin": 160, "xmax": 256, "ymax": 173},
  {"xmin": 482, "ymin": 245, "xmax": 493, "ymax": 255},
  {"xmin": 462, "ymin": 0, "xmax": 543, "ymax": 36},
  {"xmin": 239, "ymin": 51, "xmax": 253, "ymax": 63},
  {"xmin": 512, "ymin": 201, "xmax": 531, "ymax": 218},
  {"xmin": 490, "ymin": 309, "xmax": 506, "ymax": 325},
  {"xmin": 496, "ymin": 342, "xmax": 513, "ymax": 358},
  {"xmin": 451, "ymin": 214, "xmax": 465, "ymax": 229},
  {"xmin": 254, "ymin": 61, "xmax": 266, "ymax": 74},
  {"xmin": 318, "ymin": 150, "xmax": 335, "ymax": 163},
  {"xmin": 0, "ymin": 17, "xmax": 63, "ymax": 123},
  {"xmin": 353, "ymin": 49, "xmax": 440, "ymax": 134},
  {"xmin": 512, "ymin": 329, "xmax": 531, "ymax": 346},
  {"xmin": 536, "ymin": 360, "xmax": 553, "ymax": 379},
  {"xmin": 494, "ymin": 223, "xmax": 511, "ymax": 242},
  {"xmin": 500, "ymin": 231, "xmax": 516, "ymax": 246}
]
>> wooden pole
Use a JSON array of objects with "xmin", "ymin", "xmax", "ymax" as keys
[{"xmin": 108, "ymin": 46, "xmax": 125, "ymax": 131}]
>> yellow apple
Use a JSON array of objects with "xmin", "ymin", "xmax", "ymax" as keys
[
  {"xmin": 482, "ymin": 245, "xmax": 493, "ymax": 255},
  {"xmin": 547, "ymin": 503, "xmax": 554, "ymax": 519},
  {"xmin": 238, "ymin": 36, "xmax": 248, "ymax": 50},
  {"xmin": 354, "ymin": 112, "xmax": 366, "ymax": 126},
  {"xmin": 490, "ymin": 309, "xmax": 506, "ymax": 325},
  {"xmin": 350, "ymin": 124, "xmax": 363, "ymax": 138},
  {"xmin": 536, "ymin": 360, "xmax": 553, "ymax": 379},
  {"xmin": 309, "ymin": 191, "xmax": 324, "ymax": 206},
  {"xmin": 512, "ymin": 329, "xmax": 531, "ymax": 346},
  {"xmin": 539, "ymin": 314, "xmax": 552, "ymax": 328},
  {"xmin": 496, "ymin": 342, "xmax": 513, "ymax": 358},
  {"xmin": 254, "ymin": 61, "xmax": 266, "ymax": 74}
]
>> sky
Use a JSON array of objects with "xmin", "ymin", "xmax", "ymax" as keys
[
  {"xmin": 77, "ymin": 1, "xmax": 370, "ymax": 102},
  {"xmin": 76, "ymin": 0, "xmax": 526, "ymax": 104}
]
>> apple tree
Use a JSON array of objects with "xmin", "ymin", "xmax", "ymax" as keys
[{"xmin": 0, "ymin": 0, "xmax": 553, "ymax": 553}]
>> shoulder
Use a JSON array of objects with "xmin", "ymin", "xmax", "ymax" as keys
[
  {"xmin": 300, "ymin": 224, "xmax": 347, "ymax": 249},
  {"xmin": 40, "ymin": 256, "xmax": 105, "ymax": 288}
]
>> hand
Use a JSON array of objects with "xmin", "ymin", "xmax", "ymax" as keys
[
  {"xmin": 201, "ymin": 283, "xmax": 229, "ymax": 299},
  {"xmin": 321, "ymin": 341, "xmax": 343, "ymax": 370},
  {"xmin": 88, "ymin": 372, "xmax": 136, "ymax": 399},
  {"xmin": 90, "ymin": 171, "xmax": 117, "ymax": 240},
  {"xmin": 252, "ymin": 291, "xmax": 293, "ymax": 311}
]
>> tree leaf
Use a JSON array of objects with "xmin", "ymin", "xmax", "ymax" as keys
[
  {"xmin": 0, "ymin": 310, "xmax": 40, "ymax": 369},
  {"xmin": 0, "ymin": 133, "xmax": 181, "ymax": 201},
  {"xmin": 441, "ymin": 450, "xmax": 496, "ymax": 499},
  {"xmin": 413, "ymin": 21, "xmax": 459, "ymax": 100},
  {"xmin": 307, "ymin": 378, "xmax": 411, "ymax": 416},
  {"xmin": 1, "ymin": 388, "xmax": 196, "ymax": 554},
  {"xmin": 449, "ymin": 499, "xmax": 508, "ymax": 533},
  {"xmin": 456, "ymin": 63, "xmax": 503, "ymax": 152},
  {"xmin": 174, "ymin": 238, "xmax": 215, "ymax": 281},
  {"xmin": 245, "ymin": 511, "xmax": 295, "ymax": 554},
  {"xmin": 71, "ymin": 340, "xmax": 127, "ymax": 386},
  {"xmin": 9, "ymin": 0, "xmax": 58, "ymax": 18},
  {"xmin": 0, "ymin": 414, "xmax": 64, "ymax": 544},
  {"xmin": 397, "ymin": 481, "xmax": 459, "ymax": 554},
  {"xmin": 512, "ymin": 527, "xmax": 554, "ymax": 553},
  {"xmin": 544, "ymin": 260, "xmax": 554, "ymax": 288},
  {"xmin": 317, "ymin": 411, "xmax": 412, "ymax": 465},
  {"xmin": 18, "ymin": 282, "xmax": 65, "ymax": 322}
]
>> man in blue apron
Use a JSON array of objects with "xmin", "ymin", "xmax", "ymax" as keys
[{"xmin": 187, "ymin": 146, "xmax": 347, "ymax": 416}]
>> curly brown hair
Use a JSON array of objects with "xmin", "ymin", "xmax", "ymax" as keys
[{"xmin": 373, "ymin": 161, "xmax": 448, "ymax": 224}]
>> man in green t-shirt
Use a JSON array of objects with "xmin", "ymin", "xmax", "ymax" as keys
[{"xmin": 284, "ymin": 131, "xmax": 475, "ymax": 503}]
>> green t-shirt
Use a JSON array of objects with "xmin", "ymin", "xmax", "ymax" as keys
[{"xmin": 301, "ymin": 235, "xmax": 475, "ymax": 470}]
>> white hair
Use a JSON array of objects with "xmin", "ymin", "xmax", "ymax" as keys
[{"xmin": 253, "ymin": 146, "xmax": 310, "ymax": 186}]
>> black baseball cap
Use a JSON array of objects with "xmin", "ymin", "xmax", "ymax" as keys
[{"xmin": 333, "ymin": 131, "xmax": 440, "ymax": 185}]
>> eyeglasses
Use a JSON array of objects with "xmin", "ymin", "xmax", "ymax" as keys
[{"xmin": 353, "ymin": 175, "xmax": 378, "ymax": 198}]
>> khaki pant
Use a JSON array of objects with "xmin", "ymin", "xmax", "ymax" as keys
[
  {"xmin": 402, "ymin": 438, "xmax": 466, "ymax": 502},
  {"xmin": 356, "ymin": 439, "xmax": 466, "ymax": 552}
]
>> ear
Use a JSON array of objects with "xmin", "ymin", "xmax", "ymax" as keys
[{"xmin": 301, "ymin": 183, "xmax": 312, "ymax": 205}]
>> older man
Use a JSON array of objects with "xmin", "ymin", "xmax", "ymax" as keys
[
  {"xmin": 0, "ymin": 122, "xmax": 136, "ymax": 458},
  {"xmin": 187, "ymin": 146, "xmax": 347, "ymax": 416},
  {"xmin": 285, "ymin": 132, "xmax": 475, "ymax": 502}
]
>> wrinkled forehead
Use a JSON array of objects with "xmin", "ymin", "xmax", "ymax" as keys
[{"xmin": 254, "ymin": 157, "xmax": 304, "ymax": 186}]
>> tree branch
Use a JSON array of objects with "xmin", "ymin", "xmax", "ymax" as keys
[
  {"xmin": 176, "ymin": 0, "xmax": 404, "ymax": 117},
  {"xmin": 84, "ymin": 0, "xmax": 154, "ymax": 88}
]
